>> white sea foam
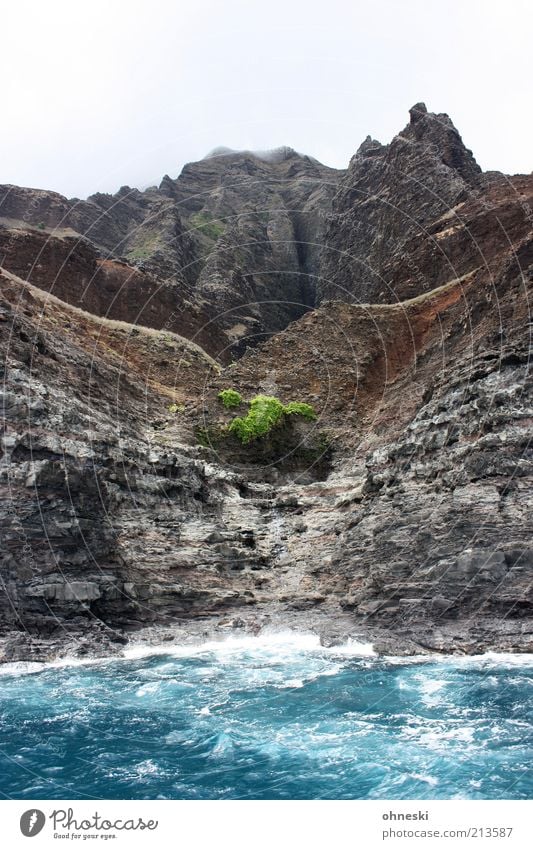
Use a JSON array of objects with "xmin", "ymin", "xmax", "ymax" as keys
[
  {"xmin": 410, "ymin": 772, "xmax": 439, "ymax": 786},
  {"xmin": 135, "ymin": 682, "xmax": 161, "ymax": 697},
  {"xmin": 1, "ymin": 629, "xmax": 532, "ymax": 677},
  {"xmin": 277, "ymin": 678, "xmax": 305, "ymax": 689},
  {"xmin": 326, "ymin": 638, "xmax": 376, "ymax": 657},
  {"xmin": 0, "ymin": 655, "xmax": 113, "ymax": 676},
  {"xmin": 123, "ymin": 629, "xmax": 376, "ymax": 661},
  {"xmin": 383, "ymin": 652, "xmax": 533, "ymax": 667}
]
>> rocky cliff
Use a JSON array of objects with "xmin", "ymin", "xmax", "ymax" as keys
[
  {"xmin": 1, "ymin": 105, "xmax": 532, "ymax": 660},
  {"xmin": 1, "ymin": 146, "xmax": 339, "ymax": 359}
]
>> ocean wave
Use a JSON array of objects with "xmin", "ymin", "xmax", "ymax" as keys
[{"xmin": 1, "ymin": 628, "xmax": 532, "ymax": 679}]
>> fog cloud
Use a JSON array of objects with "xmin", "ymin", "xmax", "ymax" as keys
[{"xmin": 1, "ymin": 0, "xmax": 531, "ymax": 197}]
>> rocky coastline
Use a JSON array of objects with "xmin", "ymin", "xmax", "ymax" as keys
[{"xmin": 2, "ymin": 611, "xmax": 533, "ymax": 667}]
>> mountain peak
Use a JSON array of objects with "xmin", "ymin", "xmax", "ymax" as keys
[
  {"xmin": 399, "ymin": 103, "xmax": 481, "ymax": 183},
  {"xmin": 203, "ymin": 145, "xmax": 303, "ymax": 165},
  {"xmin": 409, "ymin": 101, "xmax": 428, "ymax": 123},
  {"xmin": 356, "ymin": 135, "xmax": 384, "ymax": 157}
]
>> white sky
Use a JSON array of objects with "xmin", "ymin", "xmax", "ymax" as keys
[{"xmin": 2, "ymin": 0, "xmax": 531, "ymax": 198}]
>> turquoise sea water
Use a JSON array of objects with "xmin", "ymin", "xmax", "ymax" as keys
[{"xmin": 0, "ymin": 633, "xmax": 531, "ymax": 800}]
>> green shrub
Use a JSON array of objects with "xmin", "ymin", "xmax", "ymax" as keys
[
  {"xmin": 228, "ymin": 395, "xmax": 316, "ymax": 444},
  {"xmin": 228, "ymin": 395, "xmax": 285, "ymax": 444},
  {"xmin": 218, "ymin": 388, "xmax": 243, "ymax": 409},
  {"xmin": 283, "ymin": 401, "xmax": 317, "ymax": 420}
]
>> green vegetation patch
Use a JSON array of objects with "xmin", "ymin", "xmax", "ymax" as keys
[
  {"xmin": 228, "ymin": 395, "xmax": 285, "ymax": 444},
  {"xmin": 283, "ymin": 401, "xmax": 316, "ymax": 420},
  {"xmin": 189, "ymin": 211, "xmax": 225, "ymax": 241},
  {"xmin": 227, "ymin": 394, "xmax": 317, "ymax": 445},
  {"xmin": 218, "ymin": 388, "xmax": 243, "ymax": 409},
  {"xmin": 124, "ymin": 227, "xmax": 164, "ymax": 262}
]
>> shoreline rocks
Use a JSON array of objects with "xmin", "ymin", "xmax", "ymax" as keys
[{"xmin": 1, "ymin": 607, "xmax": 532, "ymax": 666}]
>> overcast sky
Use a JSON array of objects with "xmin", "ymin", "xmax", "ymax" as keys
[{"xmin": 2, "ymin": 0, "xmax": 531, "ymax": 198}]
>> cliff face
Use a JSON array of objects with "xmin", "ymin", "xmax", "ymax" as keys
[
  {"xmin": 1, "ymin": 147, "xmax": 340, "ymax": 359},
  {"xmin": 1, "ymin": 105, "xmax": 532, "ymax": 659},
  {"xmin": 0, "ymin": 226, "xmax": 227, "ymax": 359},
  {"xmin": 195, "ymin": 178, "xmax": 532, "ymax": 650}
]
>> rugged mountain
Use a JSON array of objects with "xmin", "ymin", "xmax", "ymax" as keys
[
  {"xmin": 1, "ymin": 105, "xmax": 532, "ymax": 660},
  {"xmin": 319, "ymin": 102, "xmax": 486, "ymax": 303},
  {"xmin": 1, "ymin": 147, "xmax": 340, "ymax": 359}
]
